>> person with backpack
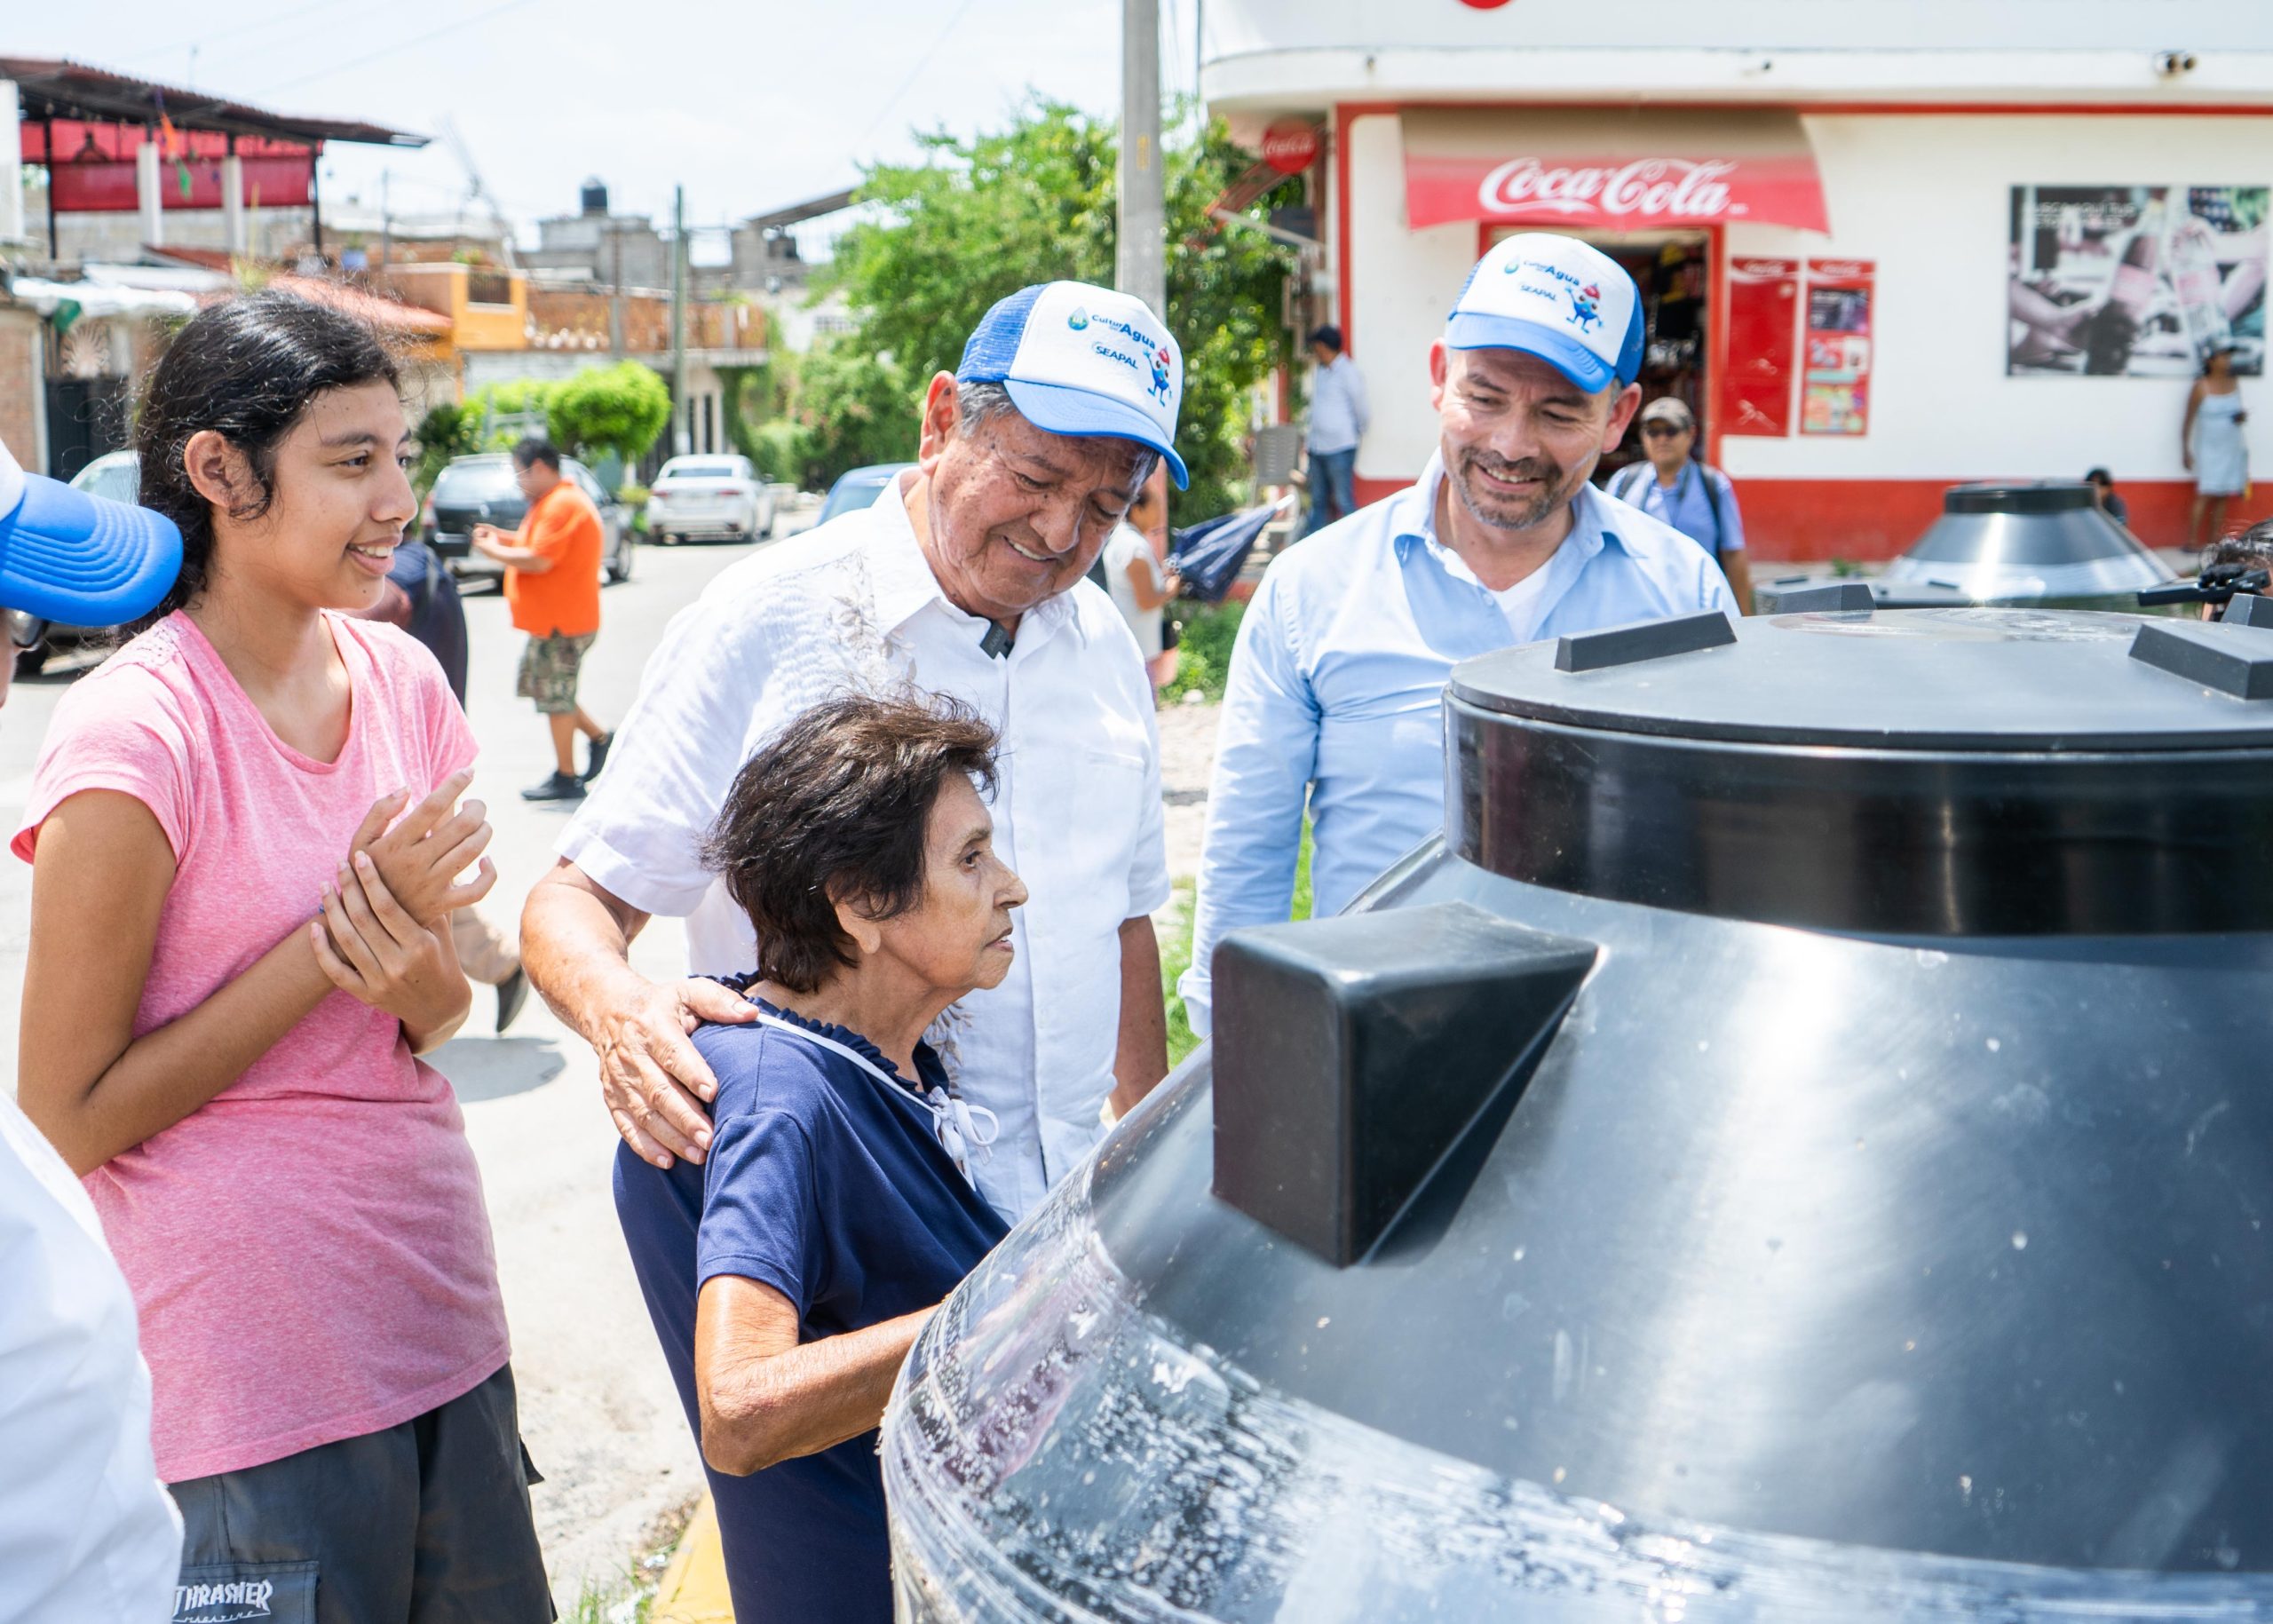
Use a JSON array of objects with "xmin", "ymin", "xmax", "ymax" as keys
[
  {"xmin": 1608, "ymin": 397, "xmax": 1754, "ymax": 613},
  {"xmin": 353, "ymin": 534, "xmax": 528, "ymax": 1031}
]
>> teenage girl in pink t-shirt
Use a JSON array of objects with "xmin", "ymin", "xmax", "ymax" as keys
[{"xmin": 15, "ymin": 291, "xmax": 551, "ymax": 1618}]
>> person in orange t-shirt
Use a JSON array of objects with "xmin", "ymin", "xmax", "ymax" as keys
[{"xmin": 471, "ymin": 436, "xmax": 614, "ymax": 802}]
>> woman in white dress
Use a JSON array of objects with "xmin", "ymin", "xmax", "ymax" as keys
[{"xmin": 2184, "ymin": 345, "xmax": 2249, "ymax": 548}]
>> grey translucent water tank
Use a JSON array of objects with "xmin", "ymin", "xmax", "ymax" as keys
[
  {"xmin": 883, "ymin": 606, "xmax": 2273, "ymax": 1621},
  {"xmin": 1872, "ymin": 482, "xmax": 2176, "ymax": 609}
]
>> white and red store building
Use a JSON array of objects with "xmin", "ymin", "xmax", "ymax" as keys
[{"xmin": 1202, "ymin": 1, "xmax": 2273, "ymax": 558}]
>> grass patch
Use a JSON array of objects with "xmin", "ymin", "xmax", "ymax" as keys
[
  {"xmin": 563, "ymin": 1572, "xmax": 651, "ymax": 1624},
  {"xmin": 1166, "ymin": 600, "xmax": 1244, "ymax": 702},
  {"xmin": 563, "ymin": 1491, "xmax": 701, "ymax": 1624},
  {"xmin": 1160, "ymin": 820, "xmax": 1311, "ymax": 1067}
]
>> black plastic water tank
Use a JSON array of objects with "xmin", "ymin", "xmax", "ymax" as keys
[{"xmin": 884, "ymin": 606, "xmax": 2273, "ymax": 1621}]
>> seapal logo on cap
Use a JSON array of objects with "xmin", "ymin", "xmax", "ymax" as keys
[
  {"xmin": 1067, "ymin": 305, "xmax": 1090, "ymax": 330},
  {"xmin": 1073, "ymin": 310, "xmax": 1174, "ymax": 405},
  {"xmin": 1478, "ymin": 156, "xmax": 1739, "ymax": 221}
]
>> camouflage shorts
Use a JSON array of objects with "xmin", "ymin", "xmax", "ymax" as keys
[{"xmin": 515, "ymin": 632, "xmax": 594, "ymax": 715}]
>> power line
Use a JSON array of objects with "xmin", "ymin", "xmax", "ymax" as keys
[
  {"xmin": 266, "ymin": 0, "xmax": 541, "ymax": 95},
  {"xmin": 855, "ymin": 0, "xmax": 984, "ymax": 153},
  {"xmin": 115, "ymin": 0, "xmax": 364, "ymax": 67}
]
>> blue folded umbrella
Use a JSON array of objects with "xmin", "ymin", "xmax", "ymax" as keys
[{"xmin": 1169, "ymin": 504, "xmax": 1279, "ymax": 603}]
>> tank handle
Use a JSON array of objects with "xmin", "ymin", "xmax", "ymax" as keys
[{"xmin": 1211, "ymin": 901, "xmax": 1597, "ymax": 1267}]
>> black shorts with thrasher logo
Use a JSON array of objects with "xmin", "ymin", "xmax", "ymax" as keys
[{"xmin": 168, "ymin": 1364, "xmax": 552, "ymax": 1624}]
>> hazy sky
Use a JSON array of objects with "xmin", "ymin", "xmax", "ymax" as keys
[{"xmin": 15, "ymin": 0, "xmax": 1208, "ymax": 258}]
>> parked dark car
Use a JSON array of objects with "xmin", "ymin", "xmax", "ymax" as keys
[
  {"xmin": 423, "ymin": 453, "xmax": 634, "ymax": 587},
  {"xmin": 817, "ymin": 463, "xmax": 916, "ymax": 527}
]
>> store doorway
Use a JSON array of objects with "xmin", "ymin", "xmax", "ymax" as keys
[
  {"xmin": 44, "ymin": 375, "xmax": 131, "ymax": 483},
  {"xmin": 1482, "ymin": 226, "xmax": 1715, "ymax": 488}
]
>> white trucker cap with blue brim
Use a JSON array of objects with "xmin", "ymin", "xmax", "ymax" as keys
[
  {"xmin": 957, "ymin": 281, "xmax": 1189, "ymax": 488},
  {"xmin": 1446, "ymin": 233, "xmax": 1645, "ymax": 395},
  {"xmin": 0, "ymin": 437, "xmax": 182, "ymax": 626}
]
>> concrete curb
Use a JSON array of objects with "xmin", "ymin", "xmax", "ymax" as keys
[{"xmin": 649, "ymin": 1494, "xmax": 734, "ymax": 1623}]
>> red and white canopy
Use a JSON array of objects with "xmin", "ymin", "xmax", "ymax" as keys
[{"xmin": 1402, "ymin": 108, "xmax": 1829, "ymax": 234}]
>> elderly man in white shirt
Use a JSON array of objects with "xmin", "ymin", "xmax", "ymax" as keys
[{"xmin": 523, "ymin": 281, "xmax": 1186, "ymax": 1223}]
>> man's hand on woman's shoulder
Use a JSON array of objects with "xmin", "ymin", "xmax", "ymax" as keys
[{"xmin": 596, "ymin": 976, "xmax": 763, "ymax": 1168}]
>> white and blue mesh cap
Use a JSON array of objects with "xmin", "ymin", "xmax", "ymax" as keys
[
  {"xmin": 1446, "ymin": 234, "xmax": 1645, "ymax": 395},
  {"xmin": 957, "ymin": 281, "xmax": 1189, "ymax": 488},
  {"xmin": 0, "ymin": 437, "xmax": 181, "ymax": 627}
]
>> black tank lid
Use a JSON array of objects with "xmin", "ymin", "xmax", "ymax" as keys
[
  {"xmin": 1451, "ymin": 606, "xmax": 2273, "ymax": 751},
  {"xmin": 1447, "ymin": 607, "xmax": 2273, "ymax": 936},
  {"xmin": 1939, "ymin": 480, "xmax": 2098, "ymax": 515}
]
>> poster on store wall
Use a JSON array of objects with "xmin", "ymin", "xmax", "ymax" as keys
[
  {"xmin": 1722, "ymin": 257, "xmax": 1799, "ymax": 436},
  {"xmin": 1801, "ymin": 259, "xmax": 1873, "ymax": 436},
  {"xmin": 2008, "ymin": 186, "xmax": 2269, "ymax": 377}
]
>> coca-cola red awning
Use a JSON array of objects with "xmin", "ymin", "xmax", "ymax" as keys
[{"xmin": 1402, "ymin": 108, "xmax": 1829, "ymax": 234}]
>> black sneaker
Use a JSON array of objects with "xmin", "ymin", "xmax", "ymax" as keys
[
  {"xmin": 582, "ymin": 731, "xmax": 614, "ymax": 783},
  {"xmin": 521, "ymin": 771, "xmax": 586, "ymax": 803},
  {"xmin": 495, "ymin": 968, "xmax": 529, "ymax": 1034}
]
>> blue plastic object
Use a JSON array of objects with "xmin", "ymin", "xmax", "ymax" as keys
[
  {"xmin": 0, "ymin": 471, "xmax": 183, "ymax": 626},
  {"xmin": 1169, "ymin": 504, "xmax": 1278, "ymax": 602}
]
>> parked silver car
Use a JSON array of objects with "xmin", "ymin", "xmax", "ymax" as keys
[
  {"xmin": 424, "ymin": 453, "xmax": 635, "ymax": 587},
  {"xmin": 645, "ymin": 454, "xmax": 775, "ymax": 543}
]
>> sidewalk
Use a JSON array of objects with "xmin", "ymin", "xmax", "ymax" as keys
[{"xmin": 650, "ymin": 1499, "xmax": 734, "ymax": 1624}]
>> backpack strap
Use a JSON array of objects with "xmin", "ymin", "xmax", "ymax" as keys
[{"xmin": 1697, "ymin": 463, "xmax": 1727, "ymax": 561}]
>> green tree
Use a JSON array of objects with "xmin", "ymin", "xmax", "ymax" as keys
[
  {"xmin": 826, "ymin": 99, "xmax": 1296, "ymax": 519},
  {"xmin": 411, "ymin": 400, "xmax": 483, "ymax": 496},
  {"xmin": 465, "ymin": 377, "xmax": 557, "ymax": 449},
  {"xmin": 748, "ymin": 418, "xmax": 808, "ymax": 487},
  {"xmin": 546, "ymin": 361, "xmax": 673, "ymax": 468},
  {"xmin": 791, "ymin": 338, "xmax": 918, "ymax": 491}
]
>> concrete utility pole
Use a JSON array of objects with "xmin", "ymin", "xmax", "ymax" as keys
[
  {"xmin": 607, "ymin": 221, "xmax": 625, "ymax": 358},
  {"xmin": 0, "ymin": 81, "xmax": 24, "ymax": 246},
  {"xmin": 1117, "ymin": 0, "xmax": 1166, "ymax": 317},
  {"xmin": 671, "ymin": 184, "xmax": 690, "ymax": 456}
]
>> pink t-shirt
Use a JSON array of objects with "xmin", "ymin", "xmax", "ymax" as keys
[{"xmin": 12, "ymin": 611, "xmax": 509, "ymax": 1484}]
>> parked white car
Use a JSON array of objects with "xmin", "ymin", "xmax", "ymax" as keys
[{"xmin": 645, "ymin": 455, "xmax": 775, "ymax": 543}]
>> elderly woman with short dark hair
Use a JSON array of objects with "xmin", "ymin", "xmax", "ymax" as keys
[{"xmin": 612, "ymin": 693, "xmax": 1026, "ymax": 1624}]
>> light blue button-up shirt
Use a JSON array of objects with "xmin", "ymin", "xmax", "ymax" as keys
[
  {"xmin": 1308, "ymin": 353, "xmax": 1370, "ymax": 456},
  {"xmin": 1609, "ymin": 460, "xmax": 1746, "ymax": 562},
  {"xmin": 1179, "ymin": 453, "xmax": 1738, "ymax": 1036}
]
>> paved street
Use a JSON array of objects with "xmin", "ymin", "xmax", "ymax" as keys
[{"xmin": 0, "ymin": 531, "xmax": 1224, "ymax": 1607}]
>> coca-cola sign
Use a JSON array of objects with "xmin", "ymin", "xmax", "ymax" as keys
[
  {"xmin": 1477, "ymin": 156, "xmax": 1739, "ymax": 220},
  {"xmin": 1261, "ymin": 119, "xmax": 1321, "ymax": 177},
  {"xmin": 1404, "ymin": 143, "xmax": 1829, "ymax": 234}
]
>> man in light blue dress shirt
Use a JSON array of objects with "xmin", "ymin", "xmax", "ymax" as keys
[
  {"xmin": 1302, "ymin": 325, "xmax": 1369, "ymax": 536},
  {"xmin": 1181, "ymin": 233, "xmax": 1738, "ymax": 1035}
]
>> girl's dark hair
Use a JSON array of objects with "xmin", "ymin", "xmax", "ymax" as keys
[
  {"xmin": 132, "ymin": 289, "xmax": 400, "ymax": 627},
  {"xmin": 701, "ymin": 693, "xmax": 1001, "ymax": 994}
]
